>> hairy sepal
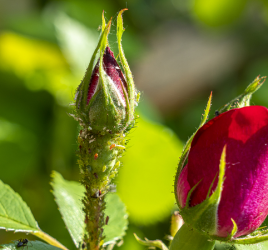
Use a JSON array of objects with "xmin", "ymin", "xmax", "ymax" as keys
[
  {"xmin": 175, "ymin": 92, "xmax": 212, "ymax": 210},
  {"xmin": 117, "ymin": 9, "xmax": 136, "ymax": 127},
  {"xmin": 180, "ymin": 146, "xmax": 226, "ymax": 237},
  {"xmin": 216, "ymin": 76, "xmax": 266, "ymax": 114}
]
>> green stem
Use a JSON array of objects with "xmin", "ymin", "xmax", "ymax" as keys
[
  {"xmin": 83, "ymin": 194, "xmax": 106, "ymax": 250},
  {"xmin": 78, "ymin": 128, "xmax": 126, "ymax": 249},
  {"xmin": 33, "ymin": 230, "xmax": 68, "ymax": 250}
]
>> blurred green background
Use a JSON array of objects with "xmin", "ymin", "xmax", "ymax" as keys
[{"xmin": 1, "ymin": 0, "xmax": 268, "ymax": 249}]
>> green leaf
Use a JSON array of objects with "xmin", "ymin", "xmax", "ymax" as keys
[
  {"xmin": 0, "ymin": 177, "xmax": 68, "ymax": 249},
  {"xmin": 51, "ymin": 172, "xmax": 128, "ymax": 247},
  {"xmin": 0, "ymin": 180, "xmax": 39, "ymax": 232},
  {"xmin": 170, "ymin": 224, "xmax": 215, "ymax": 250},
  {"xmin": 117, "ymin": 115, "xmax": 183, "ymax": 224},
  {"xmin": 1, "ymin": 240, "xmax": 62, "ymax": 250},
  {"xmin": 103, "ymin": 193, "xmax": 128, "ymax": 246},
  {"xmin": 51, "ymin": 171, "xmax": 85, "ymax": 248}
]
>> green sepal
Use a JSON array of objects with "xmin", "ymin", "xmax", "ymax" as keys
[
  {"xmin": 216, "ymin": 76, "xmax": 266, "ymax": 115},
  {"xmin": 134, "ymin": 233, "xmax": 168, "ymax": 250},
  {"xmin": 221, "ymin": 228, "xmax": 268, "ymax": 245},
  {"xmin": 229, "ymin": 219, "xmax": 238, "ymax": 240},
  {"xmin": 170, "ymin": 224, "xmax": 215, "ymax": 250},
  {"xmin": 75, "ymin": 18, "xmax": 112, "ymax": 124},
  {"xmin": 88, "ymin": 62, "xmax": 126, "ymax": 133},
  {"xmin": 102, "ymin": 10, "xmax": 106, "ymax": 32},
  {"xmin": 180, "ymin": 146, "xmax": 226, "ymax": 236},
  {"xmin": 175, "ymin": 92, "xmax": 212, "ymax": 210},
  {"xmin": 117, "ymin": 9, "xmax": 136, "ymax": 127}
]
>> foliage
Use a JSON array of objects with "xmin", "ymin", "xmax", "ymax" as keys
[{"xmin": 1, "ymin": 0, "xmax": 268, "ymax": 250}]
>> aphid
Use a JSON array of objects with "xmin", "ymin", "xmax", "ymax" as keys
[
  {"xmin": 94, "ymin": 153, "xmax": 98, "ymax": 160},
  {"xmin": 81, "ymin": 242, "xmax": 86, "ymax": 249},
  {"xmin": 215, "ymin": 110, "xmax": 220, "ymax": 116},
  {"xmin": 105, "ymin": 216, "xmax": 109, "ymax": 225},
  {"xmin": 91, "ymin": 190, "xmax": 102, "ymax": 198},
  {"xmin": 16, "ymin": 239, "xmax": 32, "ymax": 249}
]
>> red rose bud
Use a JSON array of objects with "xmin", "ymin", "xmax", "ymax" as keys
[
  {"xmin": 75, "ymin": 13, "xmax": 137, "ymax": 133},
  {"xmin": 176, "ymin": 106, "xmax": 268, "ymax": 239},
  {"xmin": 86, "ymin": 47, "xmax": 127, "ymax": 107}
]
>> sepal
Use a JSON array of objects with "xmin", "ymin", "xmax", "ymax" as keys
[
  {"xmin": 180, "ymin": 146, "xmax": 226, "ymax": 236},
  {"xmin": 211, "ymin": 226, "xmax": 268, "ymax": 244},
  {"xmin": 228, "ymin": 229, "xmax": 268, "ymax": 245},
  {"xmin": 216, "ymin": 76, "xmax": 266, "ymax": 115},
  {"xmin": 117, "ymin": 9, "xmax": 137, "ymax": 127},
  {"xmin": 75, "ymin": 18, "xmax": 112, "ymax": 125},
  {"xmin": 175, "ymin": 92, "xmax": 212, "ymax": 209}
]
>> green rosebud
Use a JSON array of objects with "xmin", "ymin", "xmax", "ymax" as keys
[{"xmin": 75, "ymin": 10, "xmax": 137, "ymax": 133}]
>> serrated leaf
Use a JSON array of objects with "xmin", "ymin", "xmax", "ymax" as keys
[
  {"xmin": 103, "ymin": 193, "xmax": 128, "ymax": 246},
  {"xmin": 0, "ymin": 180, "xmax": 39, "ymax": 232},
  {"xmin": 51, "ymin": 172, "xmax": 128, "ymax": 247},
  {"xmin": 0, "ymin": 179, "xmax": 67, "ymax": 249},
  {"xmin": 51, "ymin": 171, "xmax": 85, "ymax": 248},
  {"xmin": 1, "ymin": 240, "xmax": 62, "ymax": 250}
]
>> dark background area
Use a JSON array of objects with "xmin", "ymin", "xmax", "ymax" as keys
[{"xmin": 1, "ymin": 0, "xmax": 268, "ymax": 249}]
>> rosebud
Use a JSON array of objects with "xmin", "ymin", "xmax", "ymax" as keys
[
  {"xmin": 87, "ymin": 47, "xmax": 127, "ymax": 107},
  {"xmin": 75, "ymin": 10, "xmax": 137, "ymax": 133},
  {"xmin": 176, "ymin": 106, "xmax": 268, "ymax": 239}
]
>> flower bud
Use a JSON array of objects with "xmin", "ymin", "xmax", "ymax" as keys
[
  {"xmin": 75, "ymin": 10, "xmax": 137, "ymax": 133},
  {"xmin": 84, "ymin": 46, "xmax": 128, "ymax": 132},
  {"xmin": 176, "ymin": 106, "xmax": 268, "ymax": 239}
]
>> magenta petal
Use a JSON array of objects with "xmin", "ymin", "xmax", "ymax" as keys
[
  {"xmin": 103, "ymin": 47, "xmax": 127, "ymax": 106},
  {"xmin": 177, "ymin": 164, "xmax": 191, "ymax": 208},
  {"xmin": 87, "ymin": 62, "xmax": 99, "ymax": 104},
  {"xmin": 86, "ymin": 47, "xmax": 127, "ymax": 105}
]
